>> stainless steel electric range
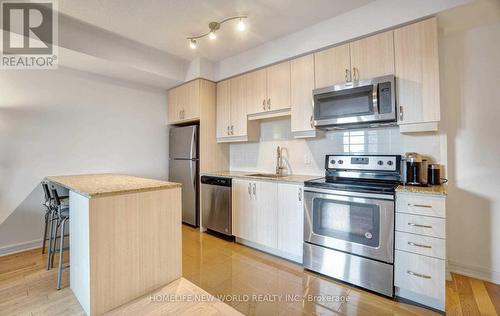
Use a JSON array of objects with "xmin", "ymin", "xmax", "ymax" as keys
[{"xmin": 303, "ymin": 154, "xmax": 402, "ymax": 297}]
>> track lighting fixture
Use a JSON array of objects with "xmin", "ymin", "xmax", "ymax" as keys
[{"xmin": 187, "ymin": 15, "xmax": 248, "ymax": 49}]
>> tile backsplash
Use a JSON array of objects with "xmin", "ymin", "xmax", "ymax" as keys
[{"xmin": 229, "ymin": 117, "xmax": 443, "ymax": 176}]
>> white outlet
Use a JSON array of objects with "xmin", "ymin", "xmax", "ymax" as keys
[{"xmin": 304, "ymin": 153, "xmax": 311, "ymax": 165}]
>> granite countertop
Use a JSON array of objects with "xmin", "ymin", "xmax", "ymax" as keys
[
  {"xmin": 46, "ymin": 174, "xmax": 181, "ymax": 198},
  {"xmin": 396, "ymin": 184, "xmax": 447, "ymax": 196},
  {"xmin": 201, "ymin": 170, "xmax": 321, "ymax": 184}
]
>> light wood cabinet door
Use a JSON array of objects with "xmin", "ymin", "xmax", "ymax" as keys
[
  {"xmin": 231, "ymin": 179, "xmax": 255, "ymax": 241},
  {"xmin": 350, "ymin": 31, "xmax": 395, "ymax": 80},
  {"xmin": 184, "ymin": 80, "xmax": 200, "ymax": 120},
  {"xmin": 266, "ymin": 61, "xmax": 291, "ymax": 111},
  {"xmin": 229, "ymin": 75, "xmax": 247, "ymax": 137},
  {"xmin": 291, "ymin": 54, "xmax": 315, "ymax": 135},
  {"xmin": 277, "ymin": 183, "xmax": 303, "ymax": 260},
  {"xmin": 216, "ymin": 80, "xmax": 231, "ymax": 138},
  {"xmin": 167, "ymin": 88, "xmax": 179, "ymax": 123},
  {"xmin": 246, "ymin": 69, "xmax": 267, "ymax": 115},
  {"xmin": 314, "ymin": 43, "xmax": 351, "ymax": 88},
  {"xmin": 394, "ymin": 18, "xmax": 440, "ymax": 127},
  {"xmin": 254, "ymin": 181, "xmax": 278, "ymax": 248}
]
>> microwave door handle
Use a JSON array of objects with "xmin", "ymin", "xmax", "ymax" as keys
[{"xmin": 372, "ymin": 83, "xmax": 379, "ymax": 114}]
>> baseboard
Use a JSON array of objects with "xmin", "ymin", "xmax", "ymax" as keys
[
  {"xmin": 448, "ymin": 260, "xmax": 500, "ymax": 285},
  {"xmin": 0, "ymin": 239, "xmax": 42, "ymax": 257}
]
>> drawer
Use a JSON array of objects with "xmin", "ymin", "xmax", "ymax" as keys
[
  {"xmin": 396, "ymin": 193, "xmax": 445, "ymax": 218},
  {"xmin": 395, "ymin": 250, "xmax": 445, "ymax": 301},
  {"xmin": 395, "ymin": 231, "xmax": 445, "ymax": 259},
  {"xmin": 396, "ymin": 213, "xmax": 445, "ymax": 238}
]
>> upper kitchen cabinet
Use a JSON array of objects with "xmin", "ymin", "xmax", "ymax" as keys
[
  {"xmin": 246, "ymin": 61, "xmax": 291, "ymax": 118},
  {"xmin": 216, "ymin": 76, "xmax": 259, "ymax": 143},
  {"xmin": 246, "ymin": 69, "xmax": 267, "ymax": 115},
  {"xmin": 395, "ymin": 18, "xmax": 440, "ymax": 133},
  {"xmin": 291, "ymin": 54, "xmax": 316, "ymax": 138},
  {"xmin": 314, "ymin": 43, "xmax": 351, "ymax": 88},
  {"xmin": 350, "ymin": 30, "xmax": 395, "ymax": 81},
  {"xmin": 167, "ymin": 79, "xmax": 201, "ymax": 124}
]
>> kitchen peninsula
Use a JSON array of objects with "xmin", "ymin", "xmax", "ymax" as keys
[{"xmin": 46, "ymin": 174, "xmax": 182, "ymax": 316}]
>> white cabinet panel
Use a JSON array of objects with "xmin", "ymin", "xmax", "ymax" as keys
[
  {"xmin": 395, "ymin": 231, "xmax": 445, "ymax": 259},
  {"xmin": 231, "ymin": 179, "xmax": 255, "ymax": 241},
  {"xmin": 254, "ymin": 181, "xmax": 278, "ymax": 249},
  {"xmin": 277, "ymin": 183, "xmax": 304, "ymax": 260},
  {"xmin": 395, "ymin": 213, "xmax": 445, "ymax": 238},
  {"xmin": 396, "ymin": 193, "xmax": 445, "ymax": 218}
]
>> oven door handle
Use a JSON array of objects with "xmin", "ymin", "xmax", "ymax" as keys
[{"xmin": 304, "ymin": 187, "xmax": 394, "ymax": 201}]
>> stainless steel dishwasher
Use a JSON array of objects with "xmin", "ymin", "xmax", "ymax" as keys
[{"xmin": 201, "ymin": 176, "xmax": 232, "ymax": 236}]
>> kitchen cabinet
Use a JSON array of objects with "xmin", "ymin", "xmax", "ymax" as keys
[
  {"xmin": 216, "ymin": 77, "xmax": 259, "ymax": 143},
  {"xmin": 167, "ymin": 80, "xmax": 200, "ymax": 124},
  {"xmin": 291, "ymin": 54, "xmax": 316, "ymax": 138},
  {"xmin": 277, "ymin": 183, "xmax": 304, "ymax": 261},
  {"xmin": 394, "ymin": 18, "xmax": 440, "ymax": 133},
  {"xmin": 246, "ymin": 62, "xmax": 291, "ymax": 117},
  {"xmin": 350, "ymin": 30, "xmax": 395, "ymax": 81},
  {"xmin": 232, "ymin": 179, "xmax": 255, "ymax": 241},
  {"xmin": 254, "ymin": 181, "xmax": 278, "ymax": 249},
  {"xmin": 314, "ymin": 43, "xmax": 351, "ymax": 88},
  {"xmin": 394, "ymin": 191, "xmax": 446, "ymax": 311}
]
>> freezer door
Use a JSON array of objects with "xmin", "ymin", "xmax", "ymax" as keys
[
  {"xmin": 169, "ymin": 125, "xmax": 198, "ymax": 159},
  {"xmin": 169, "ymin": 159, "xmax": 198, "ymax": 226}
]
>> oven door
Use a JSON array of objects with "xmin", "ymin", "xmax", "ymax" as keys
[
  {"xmin": 313, "ymin": 75, "xmax": 395, "ymax": 128},
  {"xmin": 304, "ymin": 187, "xmax": 394, "ymax": 263}
]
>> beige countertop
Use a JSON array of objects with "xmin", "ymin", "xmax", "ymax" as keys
[
  {"xmin": 46, "ymin": 174, "xmax": 181, "ymax": 198},
  {"xmin": 396, "ymin": 184, "xmax": 447, "ymax": 196},
  {"xmin": 201, "ymin": 170, "xmax": 321, "ymax": 184}
]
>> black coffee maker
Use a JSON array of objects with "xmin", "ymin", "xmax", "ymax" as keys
[{"xmin": 403, "ymin": 152, "xmax": 428, "ymax": 186}]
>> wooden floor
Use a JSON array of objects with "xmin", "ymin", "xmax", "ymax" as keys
[{"xmin": 0, "ymin": 225, "xmax": 498, "ymax": 315}]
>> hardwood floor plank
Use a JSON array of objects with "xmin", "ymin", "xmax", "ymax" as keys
[
  {"xmin": 453, "ymin": 273, "xmax": 481, "ymax": 315},
  {"xmin": 446, "ymin": 278, "xmax": 463, "ymax": 316},
  {"xmin": 469, "ymin": 278, "xmax": 497, "ymax": 316},
  {"xmin": 485, "ymin": 281, "xmax": 500, "ymax": 315}
]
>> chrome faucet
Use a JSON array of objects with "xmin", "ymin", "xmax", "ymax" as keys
[{"xmin": 276, "ymin": 146, "xmax": 285, "ymax": 175}]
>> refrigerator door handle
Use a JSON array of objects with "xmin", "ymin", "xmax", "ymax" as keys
[
  {"xmin": 190, "ymin": 160, "xmax": 196, "ymax": 191},
  {"xmin": 190, "ymin": 127, "xmax": 196, "ymax": 160}
]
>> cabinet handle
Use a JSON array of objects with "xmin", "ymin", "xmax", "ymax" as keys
[
  {"xmin": 407, "ymin": 270, "xmax": 432, "ymax": 279},
  {"xmin": 248, "ymin": 183, "xmax": 251, "ymax": 195},
  {"xmin": 408, "ymin": 241, "xmax": 432, "ymax": 249},
  {"xmin": 352, "ymin": 67, "xmax": 359, "ymax": 81},
  {"xmin": 227, "ymin": 125, "xmax": 230, "ymax": 135},
  {"xmin": 262, "ymin": 99, "xmax": 266, "ymax": 110},
  {"xmin": 298, "ymin": 188, "xmax": 302, "ymax": 202},
  {"xmin": 408, "ymin": 222, "xmax": 433, "ymax": 229},
  {"xmin": 252, "ymin": 183, "xmax": 256, "ymax": 196},
  {"xmin": 310, "ymin": 115, "xmax": 314, "ymax": 128},
  {"xmin": 399, "ymin": 105, "xmax": 404, "ymax": 121},
  {"xmin": 231, "ymin": 125, "xmax": 234, "ymax": 135},
  {"xmin": 267, "ymin": 98, "xmax": 271, "ymax": 110},
  {"xmin": 408, "ymin": 203, "xmax": 432, "ymax": 208},
  {"xmin": 345, "ymin": 69, "xmax": 351, "ymax": 82}
]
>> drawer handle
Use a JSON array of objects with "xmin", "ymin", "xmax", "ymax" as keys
[
  {"xmin": 408, "ymin": 203, "xmax": 432, "ymax": 208},
  {"xmin": 408, "ymin": 222, "xmax": 432, "ymax": 229},
  {"xmin": 407, "ymin": 270, "xmax": 432, "ymax": 279},
  {"xmin": 408, "ymin": 241, "xmax": 432, "ymax": 249}
]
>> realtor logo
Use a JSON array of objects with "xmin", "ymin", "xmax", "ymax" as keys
[{"xmin": 1, "ymin": 0, "xmax": 58, "ymax": 69}]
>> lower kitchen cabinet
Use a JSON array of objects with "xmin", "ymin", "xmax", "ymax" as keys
[
  {"xmin": 232, "ymin": 179, "xmax": 304, "ymax": 263},
  {"xmin": 394, "ymin": 191, "xmax": 446, "ymax": 311}
]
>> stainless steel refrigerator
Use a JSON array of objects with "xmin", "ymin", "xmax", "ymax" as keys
[{"xmin": 169, "ymin": 125, "xmax": 199, "ymax": 226}]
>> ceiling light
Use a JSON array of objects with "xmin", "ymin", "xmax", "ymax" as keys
[
  {"xmin": 237, "ymin": 19, "xmax": 246, "ymax": 32},
  {"xmin": 189, "ymin": 39, "xmax": 197, "ymax": 49},
  {"xmin": 186, "ymin": 15, "xmax": 247, "ymax": 49}
]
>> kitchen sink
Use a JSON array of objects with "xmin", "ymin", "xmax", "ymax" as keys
[{"xmin": 247, "ymin": 173, "xmax": 287, "ymax": 178}]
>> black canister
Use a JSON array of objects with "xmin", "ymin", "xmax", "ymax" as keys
[{"xmin": 428, "ymin": 164, "xmax": 441, "ymax": 185}]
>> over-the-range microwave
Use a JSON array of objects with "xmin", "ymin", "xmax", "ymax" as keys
[{"xmin": 313, "ymin": 75, "xmax": 396, "ymax": 130}]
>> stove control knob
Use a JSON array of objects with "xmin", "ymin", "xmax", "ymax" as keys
[
  {"xmin": 330, "ymin": 159, "xmax": 336, "ymax": 165},
  {"xmin": 377, "ymin": 160, "xmax": 384, "ymax": 166},
  {"xmin": 387, "ymin": 161, "xmax": 393, "ymax": 166},
  {"xmin": 338, "ymin": 160, "xmax": 343, "ymax": 164}
]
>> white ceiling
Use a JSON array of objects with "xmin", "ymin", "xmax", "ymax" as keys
[{"xmin": 58, "ymin": 0, "xmax": 374, "ymax": 62}]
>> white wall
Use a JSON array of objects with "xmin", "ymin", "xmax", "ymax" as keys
[
  {"xmin": 214, "ymin": 0, "xmax": 470, "ymax": 80},
  {"xmin": 230, "ymin": 119, "xmax": 443, "ymax": 175},
  {"xmin": 438, "ymin": 0, "xmax": 500, "ymax": 283},
  {"xmin": 0, "ymin": 68, "xmax": 169, "ymax": 254}
]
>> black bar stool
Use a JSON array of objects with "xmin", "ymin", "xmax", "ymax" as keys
[{"xmin": 50, "ymin": 188, "xmax": 70, "ymax": 290}]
